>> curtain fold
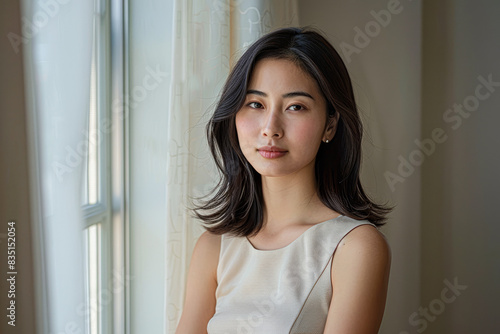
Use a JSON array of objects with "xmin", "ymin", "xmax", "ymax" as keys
[
  {"xmin": 165, "ymin": 0, "xmax": 298, "ymax": 331},
  {"xmin": 22, "ymin": 0, "xmax": 93, "ymax": 332}
]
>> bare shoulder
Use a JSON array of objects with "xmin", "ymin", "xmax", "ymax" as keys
[
  {"xmin": 331, "ymin": 223, "xmax": 391, "ymax": 289},
  {"xmin": 192, "ymin": 231, "xmax": 221, "ymax": 275},
  {"xmin": 325, "ymin": 224, "xmax": 391, "ymax": 332},
  {"xmin": 175, "ymin": 231, "xmax": 221, "ymax": 333},
  {"xmin": 195, "ymin": 230, "xmax": 221, "ymax": 252},
  {"xmin": 336, "ymin": 224, "xmax": 391, "ymax": 262}
]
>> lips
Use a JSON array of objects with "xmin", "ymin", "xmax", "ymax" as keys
[{"xmin": 257, "ymin": 146, "xmax": 288, "ymax": 159}]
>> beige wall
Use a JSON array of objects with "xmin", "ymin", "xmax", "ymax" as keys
[
  {"xmin": 299, "ymin": 0, "xmax": 500, "ymax": 333},
  {"xmin": 299, "ymin": 0, "xmax": 422, "ymax": 332},
  {"xmin": 0, "ymin": 0, "xmax": 36, "ymax": 333},
  {"xmin": 421, "ymin": 0, "xmax": 500, "ymax": 333}
]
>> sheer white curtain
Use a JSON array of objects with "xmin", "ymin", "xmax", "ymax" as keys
[
  {"xmin": 21, "ymin": 0, "xmax": 93, "ymax": 332},
  {"xmin": 165, "ymin": 0, "xmax": 298, "ymax": 331}
]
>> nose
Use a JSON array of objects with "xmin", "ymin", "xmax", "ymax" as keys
[{"xmin": 261, "ymin": 108, "xmax": 283, "ymax": 138}]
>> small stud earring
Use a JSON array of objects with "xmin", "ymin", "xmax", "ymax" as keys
[{"xmin": 325, "ymin": 139, "xmax": 329, "ymax": 143}]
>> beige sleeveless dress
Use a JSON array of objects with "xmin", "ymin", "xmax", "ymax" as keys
[{"xmin": 207, "ymin": 215, "xmax": 376, "ymax": 334}]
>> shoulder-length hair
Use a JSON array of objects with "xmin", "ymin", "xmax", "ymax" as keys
[{"xmin": 190, "ymin": 26, "xmax": 392, "ymax": 236}]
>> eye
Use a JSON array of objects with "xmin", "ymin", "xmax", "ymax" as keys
[
  {"xmin": 288, "ymin": 104, "xmax": 305, "ymax": 111},
  {"xmin": 248, "ymin": 102, "xmax": 263, "ymax": 109}
]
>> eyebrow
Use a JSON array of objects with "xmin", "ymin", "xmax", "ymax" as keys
[{"xmin": 246, "ymin": 89, "xmax": 315, "ymax": 100}]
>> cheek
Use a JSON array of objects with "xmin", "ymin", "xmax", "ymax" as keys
[
  {"xmin": 235, "ymin": 112, "xmax": 258, "ymax": 144},
  {"xmin": 292, "ymin": 120, "xmax": 324, "ymax": 145}
]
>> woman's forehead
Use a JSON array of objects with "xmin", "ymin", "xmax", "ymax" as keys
[{"xmin": 247, "ymin": 58, "xmax": 322, "ymax": 99}]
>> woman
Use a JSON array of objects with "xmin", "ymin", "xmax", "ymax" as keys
[{"xmin": 176, "ymin": 27, "xmax": 392, "ymax": 334}]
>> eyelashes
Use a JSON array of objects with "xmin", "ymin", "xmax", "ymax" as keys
[
  {"xmin": 247, "ymin": 102, "xmax": 263, "ymax": 109},
  {"xmin": 288, "ymin": 104, "xmax": 304, "ymax": 111},
  {"xmin": 246, "ymin": 101, "xmax": 307, "ymax": 111}
]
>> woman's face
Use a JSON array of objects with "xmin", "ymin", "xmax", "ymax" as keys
[{"xmin": 235, "ymin": 58, "xmax": 335, "ymax": 178}]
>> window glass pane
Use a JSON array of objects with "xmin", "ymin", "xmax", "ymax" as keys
[
  {"xmin": 85, "ymin": 224, "xmax": 101, "ymax": 334},
  {"xmin": 82, "ymin": 0, "xmax": 109, "ymax": 332},
  {"xmin": 88, "ymin": 13, "xmax": 99, "ymax": 205},
  {"xmin": 81, "ymin": 153, "xmax": 88, "ymax": 206}
]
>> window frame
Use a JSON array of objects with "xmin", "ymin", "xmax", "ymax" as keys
[
  {"xmin": 81, "ymin": 0, "xmax": 115, "ymax": 333},
  {"xmin": 110, "ymin": 0, "xmax": 130, "ymax": 333}
]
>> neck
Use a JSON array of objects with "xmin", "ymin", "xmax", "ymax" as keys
[{"xmin": 260, "ymin": 164, "xmax": 325, "ymax": 231}]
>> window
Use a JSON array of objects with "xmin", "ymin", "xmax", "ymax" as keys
[{"xmin": 82, "ymin": 0, "xmax": 112, "ymax": 333}]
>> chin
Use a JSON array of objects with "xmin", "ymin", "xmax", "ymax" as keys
[{"xmin": 252, "ymin": 166, "xmax": 299, "ymax": 178}]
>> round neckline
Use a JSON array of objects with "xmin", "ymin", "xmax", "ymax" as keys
[{"xmin": 245, "ymin": 215, "xmax": 344, "ymax": 252}]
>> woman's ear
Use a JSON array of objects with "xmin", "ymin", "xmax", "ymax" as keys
[{"xmin": 323, "ymin": 111, "xmax": 340, "ymax": 142}]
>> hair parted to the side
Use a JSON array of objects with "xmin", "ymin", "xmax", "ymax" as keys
[{"xmin": 189, "ymin": 26, "xmax": 392, "ymax": 237}]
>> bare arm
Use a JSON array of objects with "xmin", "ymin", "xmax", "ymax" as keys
[
  {"xmin": 175, "ymin": 231, "xmax": 220, "ymax": 334},
  {"xmin": 324, "ymin": 225, "xmax": 391, "ymax": 334}
]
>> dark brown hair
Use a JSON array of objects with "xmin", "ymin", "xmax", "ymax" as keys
[{"xmin": 190, "ymin": 26, "xmax": 391, "ymax": 236}]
